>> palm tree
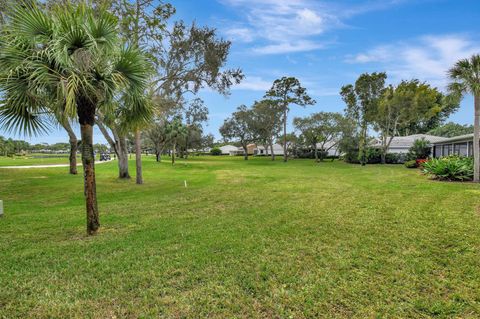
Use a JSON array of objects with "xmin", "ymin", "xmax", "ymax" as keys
[
  {"xmin": 166, "ymin": 117, "xmax": 188, "ymax": 165},
  {"xmin": 448, "ymin": 55, "xmax": 480, "ymax": 182},
  {"xmin": 0, "ymin": 2, "xmax": 150, "ymax": 234}
]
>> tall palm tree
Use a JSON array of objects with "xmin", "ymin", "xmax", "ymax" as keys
[
  {"xmin": 0, "ymin": 2, "xmax": 150, "ymax": 234},
  {"xmin": 448, "ymin": 55, "xmax": 480, "ymax": 182}
]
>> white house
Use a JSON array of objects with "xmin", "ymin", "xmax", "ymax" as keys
[
  {"xmin": 219, "ymin": 145, "xmax": 238, "ymax": 155},
  {"xmin": 254, "ymin": 144, "xmax": 284, "ymax": 156},
  {"xmin": 315, "ymin": 141, "xmax": 339, "ymax": 156},
  {"xmin": 372, "ymin": 134, "xmax": 444, "ymax": 154}
]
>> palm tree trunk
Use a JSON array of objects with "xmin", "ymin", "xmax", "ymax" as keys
[
  {"xmin": 80, "ymin": 123, "xmax": 99, "ymax": 235},
  {"xmin": 77, "ymin": 97, "xmax": 99, "ymax": 235},
  {"xmin": 474, "ymin": 94, "xmax": 480, "ymax": 182},
  {"xmin": 69, "ymin": 138, "xmax": 78, "ymax": 175},
  {"xmin": 283, "ymin": 107, "xmax": 287, "ymax": 162},
  {"xmin": 134, "ymin": 129, "xmax": 143, "ymax": 184},
  {"xmin": 59, "ymin": 119, "xmax": 78, "ymax": 175},
  {"xmin": 118, "ymin": 137, "xmax": 130, "ymax": 179},
  {"xmin": 65, "ymin": 124, "xmax": 78, "ymax": 175}
]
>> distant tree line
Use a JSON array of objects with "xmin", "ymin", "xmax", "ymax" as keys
[{"xmin": 0, "ymin": 135, "xmax": 110, "ymax": 156}]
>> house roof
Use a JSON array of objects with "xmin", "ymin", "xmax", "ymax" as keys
[
  {"xmin": 219, "ymin": 145, "xmax": 238, "ymax": 150},
  {"xmin": 432, "ymin": 133, "xmax": 474, "ymax": 144},
  {"xmin": 373, "ymin": 134, "xmax": 444, "ymax": 148},
  {"xmin": 256, "ymin": 143, "xmax": 283, "ymax": 150},
  {"xmin": 315, "ymin": 141, "xmax": 338, "ymax": 149}
]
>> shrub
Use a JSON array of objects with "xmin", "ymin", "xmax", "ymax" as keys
[
  {"xmin": 422, "ymin": 156, "xmax": 473, "ymax": 181},
  {"xmin": 365, "ymin": 147, "xmax": 382, "ymax": 164},
  {"xmin": 407, "ymin": 138, "xmax": 431, "ymax": 160},
  {"xmin": 404, "ymin": 160, "xmax": 417, "ymax": 168},
  {"xmin": 210, "ymin": 147, "xmax": 222, "ymax": 156},
  {"xmin": 344, "ymin": 148, "xmax": 406, "ymax": 164},
  {"xmin": 385, "ymin": 153, "xmax": 409, "ymax": 164},
  {"xmin": 296, "ymin": 149, "xmax": 329, "ymax": 160}
]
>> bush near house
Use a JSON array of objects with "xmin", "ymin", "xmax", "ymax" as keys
[
  {"xmin": 404, "ymin": 160, "xmax": 417, "ymax": 168},
  {"xmin": 422, "ymin": 156, "xmax": 473, "ymax": 181},
  {"xmin": 296, "ymin": 149, "xmax": 330, "ymax": 159},
  {"xmin": 407, "ymin": 138, "xmax": 431, "ymax": 161},
  {"xmin": 210, "ymin": 147, "xmax": 222, "ymax": 156},
  {"xmin": 344, "ymin": 147, "xmax": 406, "ymax": 164}
]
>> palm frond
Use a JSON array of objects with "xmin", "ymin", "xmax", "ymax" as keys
[{"xmin": 448, "ymin": 54, "xmax": 480, "ymax": 95}]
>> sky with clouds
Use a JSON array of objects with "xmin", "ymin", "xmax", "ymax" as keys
[{"xmin": 3, "ymin": 0, "xmax": 480, "ymax": 144}]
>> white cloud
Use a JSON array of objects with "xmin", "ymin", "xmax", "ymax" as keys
[
  {"xmin": 345, "ymin": 46, "xmax": 390, "ymax": 63},
  {"xmin": 346, "ymin": 34, "xmax": 480, "ymax": 89},
  {"xmin": 220, "ymin": 0, "xmax": 408, "ymax": 55},
  {"xmin": 252, "ymin": 40, "xmax": 325, "ymax": 55},
  {"xmin": 224, "ymin": 27, "xmax": 254, "ymax": 43},
  {"xmin": 232, "ymin": 76, "xmax": 272, "ymax": 91}
]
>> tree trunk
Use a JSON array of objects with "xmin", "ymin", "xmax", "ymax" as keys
[
  {"xmin": 474, "ymin": 94, "xmax": 480, "ymax": 182},
  {"xmin": 77, "ymin": 97, "xmax": 99, "ymax": 235},
  {"xmin": 244, "ymin": 146, "xmax": 248, "ymax": 160},
  {"xmin": 96, "ymin": 118, "xmax": 130, "ymax": 179},
  {"xmin": 172, "ymin": 142, "xmax": 176, "ymax": 165},
  {"xmin": 283, "ymin": 108, "xmax": 288, "ymax": 162},
  {"xmin": 80, "ymin": 123, "xmax": 99, "ymax": 235},
  {"xmin": 314, "ymin": 144, "xmax": 319, "ymax": 162},
  {"xmin": 381, "ymin": 150, "xmax": 386, "ymax": 164},
  {"xmin": 134, "ymin": 129, "xmax": 143, "ymax": 184},
  {"xmin": 156, "ymin": 152, "xmax": 160, "ymax": 162},
  {"xmin": 359, "ymin": 121, "xmax": 367, "ymax": 166},
  {"xmin": 270, "ymin": 142, "xmax": 275, "ymax": 161},
  {"xmin": 118, "ymin": 137, "xmax": 130, "ymax": 179},
  {"xmin": 62, "ymin": 120, "xmax": 78, "ymax": 175},
  {"xmin": 69, "ymin": 138, "xmax": 78, "ymax": 175}
]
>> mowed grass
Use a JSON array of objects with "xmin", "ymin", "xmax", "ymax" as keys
[
  {"xmin": 1, "ymin": 156, "xmax": 480, "ymax": 318},
  {"xmin": 0, "ymin": 154, "xmax": 80, "ymax": 166}
]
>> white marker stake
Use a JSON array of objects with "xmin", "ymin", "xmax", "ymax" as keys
[
  {"xmin": 184, "ymin": 180, "xmax": 187, "ymax": 188},
  {"xmin": 0, "ymin": 200, "xmax": 3, "ymax": 217}
]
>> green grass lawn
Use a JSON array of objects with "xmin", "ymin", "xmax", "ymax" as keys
[
  {"xmin": 1, "ymin": 156, "xmax": 480, "ymax": 318},
  {"xmin": 0, "ymin": 154, "xmax": 77, "ymax": 166},
  {"xmin": 0, "ymin": 153, "xmax": 108, "ymax": 166}
]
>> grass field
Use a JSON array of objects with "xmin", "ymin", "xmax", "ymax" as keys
[
  {"xmin": 0, "ymin": 154, "xmax": 78, "ymax": 166},
  {"xmin": 1, "ymin": 156, "xmax": 480, "ymax": 318},
  {"xmin": 0, "ymin": 153, "xmax": 107, "ymax": 166}
]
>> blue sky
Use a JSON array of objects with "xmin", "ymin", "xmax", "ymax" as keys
[{"xmin": 3, "ymin": 0, "xmax": 480, "ymax": 144}]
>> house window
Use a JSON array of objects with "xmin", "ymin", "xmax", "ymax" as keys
[
  {"xmin": 443, "ymin": 144, "xmax": 453, "ymax": 156},
  {"xmin": 454, "ymin": 143, "xmax": 468, "ymax": 156},
  {"xmin": 434, "ymin": 146, "xmax": 442, "ymax": 158},
  {"xmin": 260, "ymin": 150, "xmax": 264, "ymax": 154}
]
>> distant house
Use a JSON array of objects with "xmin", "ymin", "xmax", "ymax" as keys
[
  {"xmin": 431, "ymin": 134, "xmax": 474, "ymax": 158},
  {"xmin": 254, "ymin": 144, "xmax": 283, "ymax": 156},
  {"xmin": 372, "ymin": 134, "xmax": 444, "ymax": 154},
  {"xmin": 229, "ymin": 147, "xmax": 245, "ymax": 156},
  {"xmin": 219, "ymin": 145, "xmax": 238, "ymax": 155},
  {"xmin": 227, "ymin": 144, "xmax": 258, "ymax": 156},
  {"xmin": 187, "ymin": 147, "xmax": 211, "ymax": 153},
  {"xmin": 315, "ymin": 141, "xmax": 339, "ymax": 157}
]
